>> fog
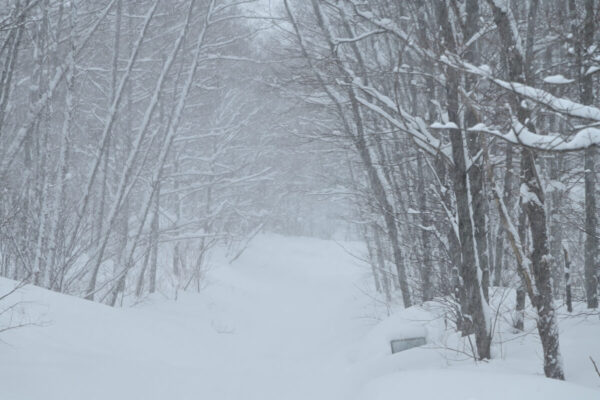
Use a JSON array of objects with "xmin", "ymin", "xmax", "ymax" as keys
[{"xmin": 1, "ymin": 0, "xmax": 600, "ymax": 396}]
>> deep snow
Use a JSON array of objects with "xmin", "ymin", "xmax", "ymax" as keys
[{"xmin": 1, "ymin": 234, "xmax": 599, "ymax": 399}]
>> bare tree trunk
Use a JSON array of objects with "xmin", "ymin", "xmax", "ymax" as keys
[
  {"xmin": 514, "ymin": 286, "xmax": 526, "ymax": 331},
  {"xmin": 464, "ymin": 0, "xmax": 489, "ymax": 302},
  {"xmin": 437, "ymin": 0, "xmax": 490, "ymax": 359},
  {"xmin": 135, "ymin": 240, "xmax": 152, "ymax": 298},
  {"xmin": 576, "ymin": 0, "xmax": 598, "ymax": 309},
  {"xmin": 47, "ymin": 1, "xmax": 76, "ymax": 290},
  {"xmin": 363, "ymin": 226, "xmax": 382, "ymax": 293},
  {"xmin": 524, "ymin": 146, "xmax": 564, "ymax": 379},
  {"xmin": 373, "ymin": 224, "xmax": 392, "ymax": 303},
  {"xmin": 172, "ymin": 157, "xmax": 181, "ymax": 278},
  {"xmin": 149, "ymin": 185, "xmax": 160, "ymax": 294},
  {"xmin": 31, "ymin": 1, "xmax": 51, "ymax": 287},
  {"xmin": 486, "ymin": 0, "xmax": 564, "ymax": 380},
  {"xmin": 514, "ymin": 203, "xmax": 528, "ymax": 332},
  {"xmin": 0, "ymin": 3, "xmax": 25, "ymax": 144},
  {"xmin": 95, "ymin": 0, "xmax": 121, "ymax": 251},
  {"xmin": 548, "ymin": 153, "xmax": 564, "ymax": 296},
  {"xmin": 494, "ymin": 145, "xmax": 514, "ymax": 286},
  {"xmin": 564, "ymin": 247, "xmax": 572, "ymax": 313},
  {"xmin": 416, "ymin": 152, "xmax": 433, "ymax": 301}
]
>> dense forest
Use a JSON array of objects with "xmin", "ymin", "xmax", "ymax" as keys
[{"xmin": 1, "ymin": 0, "xmax": 600, "ymax": 385}]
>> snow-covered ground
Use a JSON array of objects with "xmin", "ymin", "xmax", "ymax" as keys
[{"xmin": 1, "ymin": 234, "xmax": 599, "ymax": 399}]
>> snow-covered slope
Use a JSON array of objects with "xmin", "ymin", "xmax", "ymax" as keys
[
  {"xmin": 1, "ymin": 234, "xmax": 599, "ymax": 399},
  {"xmin": 0, "ymin": 235, "xmax": 371, "ymax": 400}
]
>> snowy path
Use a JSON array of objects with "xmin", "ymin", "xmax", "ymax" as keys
[
  {"xmin": 0, "ymin": 235, "xmax": 372, "ymax": 400},
  {"xmin": 189, "ymin": 235, "xmax": 369, "ymax": 400},
  {"xmin": 3, "ymin": 235, "xmax": 600, "ymax": 400}
]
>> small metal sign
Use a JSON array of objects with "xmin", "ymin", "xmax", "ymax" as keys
[{"xmin": 390, "ymin": 337, "xmax": 426, "ymax": 354}]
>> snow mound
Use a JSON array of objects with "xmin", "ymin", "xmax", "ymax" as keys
[
  {"xmin": 360, "ymin": 369, "xmax": 600, "ymax": 400},
  {"xmin": 357, "ymin": 305, "xmax": 436, "ymax": 360},
  {"xmin": 352, "ymin": 288, "xmax": 600, "ymax": 399},
  {"xmin": 0, "ymin": 235, "xmax": 371, "ymax": 400}
]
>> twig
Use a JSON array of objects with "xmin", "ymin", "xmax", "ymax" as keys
[{"xmin": 590, "ymin": 356, "xmax": 600, "ymax": 379}]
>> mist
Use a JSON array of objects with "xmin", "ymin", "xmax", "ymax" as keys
[{"xmin": 1, "ymin": 0, "xmax": 600, "ymax": 399}]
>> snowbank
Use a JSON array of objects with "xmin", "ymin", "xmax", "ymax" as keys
[
  {"xmin": 1, "ymin": 235, "xmax": 599, "ymax": 399},
  {"xmin": 354, "ymin": 287, "xmax": 600, "ymax": 398},
  {"xmin": 360, "ymin": 369, "xmax": 600, "ymax": 400}
]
